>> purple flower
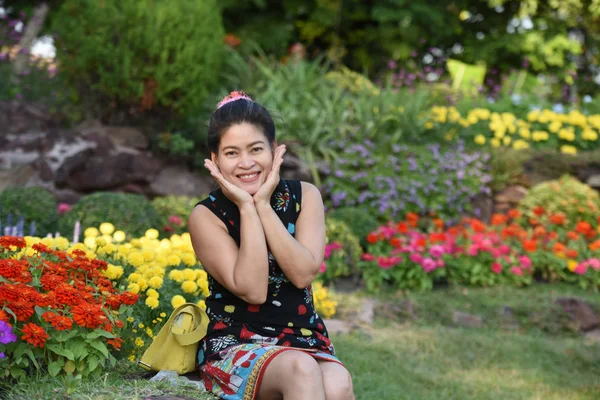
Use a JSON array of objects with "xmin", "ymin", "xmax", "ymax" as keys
[
  {"xmin": 0, "ymin": 352, "xmax": 5, "ymax": 358},
  {"xmin": 0, "ymin": 321, "xmax": 17, "ymax": 345}
]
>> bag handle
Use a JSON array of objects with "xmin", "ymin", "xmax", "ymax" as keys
[{"xmin": 171, "ymin": 303, "xmax": 209, "ymax": 346}]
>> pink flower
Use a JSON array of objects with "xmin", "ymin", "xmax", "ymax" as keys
[
  {"xmin": 377, "ymin": 256, "xmax": 402, "ymax": 269},
  {"xmin": 519, "ymin": 255, "xmax": 532, "ymax": 269},
  {"xmin": 421, "ymin": 257, "xmax": 436, "ymax": 273},
  {"xmin": 361, "ymin": 253, "xmax": 376, "ymax": 261},
  {"xmin": 57, "ymin": 203, "xmax": 72, "ymax": 215},
  {"xmin": 574, "ymin": 263, "xmax": 588, "ymax": 275},
  {"xmin": 491, "ymin": 262, "xmax": 502, "ymax": 274},
  {"xmin": 409, "ymin": 253, "xmax": 423, "ymax": 264},
  {"xmin": 435, "ymin": 259, "xmax": 445, "ymax": 268},
  {"xmin": 490, "ymin": 248, "xmax": 501, "ymax": 259},
  {"xmin": 467, "ymin": 245, "xmax": 479, "ymax": 256},
  {"xmin": 429, "ymin": 245, "xmax": 445, "ymax": 258},
  {"xmin": 510, "ymin": 266, "xmax": 523, "ymax": 276},
  {"xmin": 587, "ymin": 258, "xmax": 600, "ymax": 270},
  {"xmin": 168, "ymin": 215, "xmax": 183, "ymax": 226},
  {"xmin": 319, "ymin": 262, "xmax": 327, "ymax": 273}
]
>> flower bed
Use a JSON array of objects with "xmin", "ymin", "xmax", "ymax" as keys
[{"xmin": 360, "ymin": 209, "xmax": 600, "ymax": 291}]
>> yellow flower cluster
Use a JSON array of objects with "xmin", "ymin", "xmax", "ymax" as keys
[
  {"xmin": 428, "ymin": 106, "xmax": 600, "ymax": 154},
  {"xmin": 312, "ymin": 282, "xmax": 338, "ymax": 319}
]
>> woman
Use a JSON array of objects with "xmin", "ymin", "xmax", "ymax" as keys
[{"xmin": 188, "ymin": 91, "xmax": 354, "ymax": 400}]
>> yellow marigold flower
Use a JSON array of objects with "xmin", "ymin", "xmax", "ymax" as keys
[
  {"xmin": 502, "ymin": 136, "xmax": 512, "ymax": 146},
  {"xmin": 582, "ymin": 128, "xmax": 598, "ymax": 141},
  {"xmin": 548, "ymin": 121, "xmax": 562, "ymax": 133},
  {"xmin": 83, "ymin": 237, "xmax": 96, "ymax": 249},
  {"xmin": 142, "ymin": 249, "xmax": 155, "ymax": 262},
  {"xmin": 167, "ymin": 255, "xmax": 182, "ymax": 266},
  {"xmin": 53, "ymin": 237, "xmax": 69, "ymax": 250},
  {"xmin": 197, "ymin": 300, "xmax": 206, "ymax": 310},
  {"xmin": 127, "ymin": 316, "xmax": 134, "ymax": 323},
  {"xmin": 474, "ymin": 134, "xmax": 486, "ymax": 145},
  {"xmin": 127, "ymin": 283, "xmax": 140, "ymax": 294},
  {"xmin": 146, "ymin": 327, "xmax": 154, "ymax": 337},
  {"xmin": 84, "ymin": 227, "xmax": 99, "ymax": 238},
  {"xmin": 160, "ymin": 312, "xmax": 167, "ymax": 318},
  {"xmin": 198, "ymin": 280, "xmax": 210, "ymax": 297},
  {"xmin": 146, "ymin": 288, "xmax": 159, "ymax": 298},
  {"xmin": 182, "ymin": 269, "xmax": 196, "ymax": 281},
  {"xmin": 130, "ymin": 238, "xmax": 142, "ymax": 248},
  {"xmin": 512, "ymin": 139, "xmax": 529, "ymax": 150},
  {"xmin": 182, "ymin": 253, "xmax": 197, "ymax": 267},
  {"xmin": 104, "ymin": 264, "xmax": 124, "ymax": 280},
  {"xmin": 148, "ymin": 276, "xmax": 163, "ymax": 289},
  {"xmin": 182, "ymin": 280, "xmax": 198, "ymax": 294},
  {"xmin": 567, "ymin": 259, "xmax": 578, "ymax": 271},
  {"xmin": 128, "ymin": 272, "xmax": 142, "ymax": 283},
  {"xmin": 172, "ymin": 295, "xmax": 186, "ymax": 309},
  {"xmin": 127, "ymin": 252, "xmax": 144, "ymax": 267},
  {"xmin": 560, "ymin": 145, "xmax": 577, "ymax": 155},
  {"xmin": 558, "ymin": 128, "xmax": 575, "ymax": 141},
  {"xmin": 138, "ymin": 279, "xmax": 148, "ymax": 291},
  {"xmin": 532, "ymin": 130, "xmax": 549, "ymax": 141},
  {"xmin": 39, "ymin": 237, "xmax": 54, "ymax": 248},
  {"xmin": 135, "ymin": 337, "xmax": 145, "ymax": 347},
  {"xmin": 145, "ymin": 229, "xmax": 159, "ymax": 240},
  {"xmin": 169, "ymin": 269, "xmax": 185, "ymax": 282},
  {"xmin": 99, "ymin": 222, "xmax": 115, "ymax": 235},
  {"xmin": 490, "ymin": 138, "xmax": 501, "ymax": 148},
  {"xmin": 145, "ymin": 296, "xmax": 159, "ymax": 309},
  {"xmin": 519, "ymin": 128, "xmax": 531, "ymax": 139},
  {"xmin": 113, "ymin": 230, "xmax": 126, "ymax": 243}
]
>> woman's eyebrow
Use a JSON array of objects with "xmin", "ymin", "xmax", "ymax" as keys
[{"xmin": 222, "ymin": 141, "xmax": 265, "ymax": 151}]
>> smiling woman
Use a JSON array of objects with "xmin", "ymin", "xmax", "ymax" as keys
[{"xmin": 187, "ymin": 91, "xmax": 355, "ymax": 400}]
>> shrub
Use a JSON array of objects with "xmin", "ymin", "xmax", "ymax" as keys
[
  {"xmin": 327, "ymin": 207, "xmax": 379, "ymax": 248},
  {"xmin": 518, "ymin": 175, "xmax": 600, "ymax": 227},
  {"xmin": 151, "ymin": 195, "xmax": 202, "ymax": 235},
  {"xmin": 58, "ymin": 193, "xmax": 162, "ymax": 239},
  {"xmin": 0, "ymin": 186, "xmax": 58, "ymax": 237},
  {"xmin": 52, "ymin": 0, "xmax": 225, "ymax": 116},
  {"xmin": 319, "ymin": 217, "xmax": 362, "ymax": 284}
]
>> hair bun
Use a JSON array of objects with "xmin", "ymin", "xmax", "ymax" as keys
[{"xmin": 216, "ymin": 90, "xmax": 253, "ymax": 109}]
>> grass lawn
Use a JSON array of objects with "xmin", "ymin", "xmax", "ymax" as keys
[{"xmin": 2, "ymin": 283, "xmax": 600, "ymax": 399}]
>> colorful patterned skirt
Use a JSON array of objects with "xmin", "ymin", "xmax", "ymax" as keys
[{"xmin": 197, "ymin": 343, "xmax": 343, "ymax": 400}]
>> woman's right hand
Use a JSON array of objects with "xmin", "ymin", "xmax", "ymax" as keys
[{"xmin": 204, "ymin": 159, "xmax": 254, "ymax": 208}]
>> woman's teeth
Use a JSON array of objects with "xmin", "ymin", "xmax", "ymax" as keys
[{"xmin": 239, "ymin": 173, "xmax": 259, "ymax": 182}]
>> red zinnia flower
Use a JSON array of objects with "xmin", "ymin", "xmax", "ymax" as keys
[
  {"xmin": 533, "ymin": 206, "xmax": 545, "ymax": 217},
  {"xmin": 366, "ymin": 233, "xmax": 378, "ymax": 244},
  {"xmin": 522, "ymin": 239, "xmax": 537, "ymax": 252},
  {"xmin": 107, "ymin": 337, "xmax": 123, "ymax": 351},
  {"xmin": 397, "ymin": 222, "xmax": 409, "ymax": 234},
  {"xmin": 50, "ymin": 316, "xmax": 73, "ymax": 331},
  {"xmin": 72, "ymin": 303, "xmax": 107, "ymax": 329},
  {"xmin": 0, "ymin": 236, "xmax": 26, "ymax": 249},
  {"xmin": 507, "ymin": 209, "xmax": 521, "ymax": 219},
  {"xmin": 21, "ymin": 323, "xmax": 49, "ymax": 348},
  {"xmin": 549, "ymin": 213, "xmax": 566, "ymax": 225},
  {"xmin": 119, "ymin": 292, "xmax": 139, "ymax": 306}
]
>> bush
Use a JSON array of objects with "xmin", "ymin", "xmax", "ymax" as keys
[
  {"xmin": 0, "ymin": 186, "xmax": 58, "ymax": 237},
  {"xmin": 518, "ymin": 175, "xmax": 600, "ymax": 227},
  {"xmin": 52, "ymin": 0, "xmax": 225, "ymax": 117},
  {"xmin": 58, "ymin": 193, "xmax": 162, "ymax": 239},
  {"xmin": 327, "ymin": 207, "xmax": 379, "ymax": 248},
  {"xmin": 151, "ymin": 195, "xmax": 202, "ymax": 235},
  {"xmin": 319, "ymin": 217, "xmax": 362, "ymax": 284}
]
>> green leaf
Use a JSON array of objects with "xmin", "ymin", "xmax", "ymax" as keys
[
  {"xmin": 48, "ymin": 361, "xmax": 62, "ymax": 377},
  {"xmin": 89, "ymin": 341, "xmax": 109, "ymax": 358},
  {"xmin": 9, "ymin": 366, "xmax": 25, "ymax": 380},
  {"xmin": 46, "ymin": 344, "xmax": 75, "ymax": 361},
  {"xmin": 86, "ymin": 330, "xmax": 113, "ymax": 340},
  {"xmin": 70, "ymin": 339, "xmax": 87, "ymax": 359},
  {"xmin": 87, "ymin": 356, "xmax": 99, "ymax": 373}
]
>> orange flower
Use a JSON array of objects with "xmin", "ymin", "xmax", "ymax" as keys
[
  {"xmin": 565, "ymin": 249, "xmax": 578, "ymax": 259},
  {"xmin": 490, "ymin": 214, "xmax": 507, "ymax": 226},
  {"xmin": 528, "ymin": 218, "xmax": 540, "ymax": 226},
  {"xmin": 51, "ymin": 316, "xmax": 73, "ymax": 331},
  {"xmin": 107, "ymin": 337, "xmax": 123, "ymax": 351},
  {"xmin": 533, "ymin": 226, "xmax": 546, "ymax": 238},
  {"xmin": 406, "ymin": 212, "xmax": 419, "ymax": 227},
  {"xmin": 21, "ymin": 323, "xmax": 49, "ymax": 348},
  {"xmin": 9, "ymin": 300, "xmax": 35, "ymax": 322},
  {"xmin": 0, "ymin": 236, "xmax": 26, "ymax": 249},
  {"xmin": 508, "ymin": 209, "xmax": 521, "ymax": 219},
  {"xmin": 390, "ymin": 237, "xmax": 402, "ymax": 248},
  {"xmin": 0, "ymin": 309, "xmax": 9, "ymax": 323},
  {"xmin": 429, "ymin": 232, "xmax": 446, "ymax": 243},
  {"xmin": 470, "ymin": 219, "xmax": 486, "ymax": 233},
  {"xmin": 589, "ymin": 240, "xmax": 600, "ymax": 251},
  {"xmin": 553, "ymin": 242, "xmax": 566, "ymax": 254},
  {"xmin": 522, "ymin": 239, "xmax": 537, "ymax": 252},
  {"xmin": 366, "ymin": 233, "xmax": 378, "ymax": 244},
  {"xmin": 433, "ymin": 218, "xmax": 444, "ymax": 230},
  {"xmin": 549, "ymin": 213, "xmax": 566, "ymax": 225},
  {"xmin": 397, "ymin": 222, "xmax": 409, "ymax": 233},
  {"xmin": 223, "ymin": 33, "xmax": 241, "ymax": 48},
  {"xmin": 533, "ymin": 206, "xmax": 545, "ymax": 217},
  {"xmin": 575, "ymin": 221, "xmax": 592, "ymax": 235},
  {"xmin": 566, "ymin": 231, "xmax": 580, "ymax": 241},
  {"xmin": 72, "ymin": 303, "xmax": 107, "ymax": 329},
  {"xmin": 548, "ymin": 231, "xmax": 559, "ymax": 240}
]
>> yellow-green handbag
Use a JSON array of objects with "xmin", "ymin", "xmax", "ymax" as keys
[{"xmin": 138, "ymin": 303, "xmax": 209, "ymax": 375}]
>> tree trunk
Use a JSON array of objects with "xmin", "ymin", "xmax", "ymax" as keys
[{"xmin": 11, "ymin": 3, "xmax": 50, "ymax": 78}]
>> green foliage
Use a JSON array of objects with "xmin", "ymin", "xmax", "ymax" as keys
[
  {"xmin": 327, "ymin": 207, "xmax": 379, "ymax": 248},
  {"xmin": 519, "ymin": 175, "xmax": 600, "ymax": 225},
  {"xmin": 488, "ymin": 147, "xmax": 530, "ymax": 193},
  {"xmin": 447, "ymin": 59, "xmax": 487, "ymax": 95},
  {"xmin": 58, "ymin": 192, "xmax": 162, "ymax": 239},
  {"xmin": 151, "ymin": 195, "xmax": 202, "ymax": 235},
  {"xmin": 0, "ymin": 186, "xmax": 58, "ymax": 236},
  {"xmin": 52, "ymin": 0, "xmax": 225, "ymax": 117},
  {"xmin": 320, "ymin": 217, "xmax": 362, "ymax": 284}
]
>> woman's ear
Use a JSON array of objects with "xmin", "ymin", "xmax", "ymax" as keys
[{"xmin": 210, "ymin": 152, "xmax": 218, "ymax": 167}]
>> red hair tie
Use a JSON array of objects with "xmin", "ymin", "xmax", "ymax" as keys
[{"xmin": 216, "ymin": 90, "xmax": 253, "ymax": 109}]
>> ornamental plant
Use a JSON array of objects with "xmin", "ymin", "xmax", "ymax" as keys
[
  {"xmin": 322, "ymin": 140, "xmax": 491, "ymax": 222},
  {"xmin": 0, "ymin": 236, "xmax": 138, "ymax": 381},
  {"xmin": 318, "ymin": 218, "xmax": 362, "ymax": 284}
]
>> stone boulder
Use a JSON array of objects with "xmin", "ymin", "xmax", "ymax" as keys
[
  {"xmin": 555, "ymin": 297, "xmax": 599, "ymax": 332},
  {"xmin": 150, "ymin": 165, "xmax": 215, "ymax": 198}
]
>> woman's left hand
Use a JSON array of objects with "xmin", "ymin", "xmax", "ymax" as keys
[{"xmin": 253, "ymin": 144, "xmax": 286, "ymax": 206}]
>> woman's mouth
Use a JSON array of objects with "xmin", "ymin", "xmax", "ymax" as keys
[{"xmin": 237, "ymin": 172, "xmax": 261, "ymax": 183}]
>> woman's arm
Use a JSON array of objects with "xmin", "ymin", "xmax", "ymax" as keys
[
  {"xmin": 255, "ymin": 182, "xmax": 326, "ymax": 289},
  {"xmin": 188, "ymin": 203, "xmax": 269, "ymax": 304}
]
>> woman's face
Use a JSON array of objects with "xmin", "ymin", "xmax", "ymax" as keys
[{"xmin": 211, "ymin": 122, "xmax": 274, "ymax": 195}]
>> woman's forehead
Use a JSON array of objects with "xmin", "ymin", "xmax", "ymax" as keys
[{"xmin": 220, "ymin": 123, "xmax": 267, "ymax": 146}]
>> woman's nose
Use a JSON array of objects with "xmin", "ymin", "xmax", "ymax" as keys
[{"xmin": 238, "ymin": 154, "xmax": 256, "ymax": 168}]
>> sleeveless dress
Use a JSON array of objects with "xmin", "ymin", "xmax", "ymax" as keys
[{"xmin": 194, "ymin": 180, "xmax": 343, "ymax": 400}]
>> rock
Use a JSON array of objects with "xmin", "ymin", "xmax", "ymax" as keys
[
  {"xmin": 0, "ymin": 100, "xmax": 52, "ymax": 135},
  {"xmin": 555, "ymin": 297, "xmax": 599, "ymax": 332},
  {"xmin": 102, "ymin": 126, "xmax": 149, "ymax": 150},
  {"xmin": 357, "ymin": 299, "xmax": 376, "ymax": 325},
  {"xmin": 375, "ymin": 299, "xmax": 416, "ymax": 321},
  {"xmin": 584, "ymin": 328, "xmax": 600, "ymax": 344},
  {"xmin": 280, "ymin": 152, "xmax": 312, "ymax": 182},
  {"xmin": 0, "ymin": 164, "xmax": 37, "ymax": 192},
  {"xmin": 150, "ymin": 165, "xmax": 214, "ymax": 198},
  {"xmin": 586, "ymin": 174, "xmax": 600, "ymax": 189},
  {"xmin": 494, "ymin": 185, "xmax": 528, "ymax": 205},
  {"xmin": 452, "ymin": 311, "xmax": 484, "ymax": 328},
  {"xmin": 470, "ymin": 193, "xmax": 494, "ymax": 223},
  {"xmin": 323, "ymin": 318, "xmax": 356, "ymax": 335},
  {"xmin": 499, "ymin": 305, "xmax": 520, "ymax": 331}
]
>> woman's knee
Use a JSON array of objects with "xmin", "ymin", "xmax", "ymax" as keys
[
  {"xmin": 283, "ymin": 351, "xmax": 322, "ymax": 380},
  {"xmin": 320, "ymin": 363, "xmax": 354, "ymax": 400}
]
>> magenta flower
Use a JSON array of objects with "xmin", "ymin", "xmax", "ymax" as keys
[
  {"xmin": 519, "ymin": 255, "xmax": 532, "ymax": 269},
  {"xmin": 421, "ymin": 257, "xmax": 436, "ymax": 273},
  {"xmin": 319, "ymin": 262, "xmax": 326, "ymax": 273},
  {"xmin": 510, "ymin": 266, "xmax": 523, "ymax": 276},
  {"xmin": 574, "ymin": 263, "xmax": 588, "ymax": 275},
  {"xmin": 491, "ymin": 262, "xmax": 503, "ymax": 274},
  {"xmin": 168, "ymin": 215, "xmax": 183, "ymax": 226},
  {"xmin": 429, "ymin": 245, "xmax": 444, "ymax": 258},
  {"xmin": 587, "ymin": 258, "xmax": 600, "ymax": 270},
  {"xmin": 409, "ymin": 253, "xmax": 423, "ymax": 264},
  {"xmin": 57, "ymin": 202, "xmax": 72, "ymax": 215}
]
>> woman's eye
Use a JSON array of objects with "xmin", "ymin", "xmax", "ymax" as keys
[
  {"xmin": 225, "ymin": 151, "xmax": 236, "ymax": 156},
  {"xmin": 252, "ymin": 147, "xmax": 263, "ymax": 153}
]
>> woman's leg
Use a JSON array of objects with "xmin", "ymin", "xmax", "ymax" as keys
[
  {"xmin": 318, "ymin": 361, "xmax": 355, "ymax": 400},
  {"xmin": 258, "ymin": 350, "xmax": 327, "ymax": 400}
]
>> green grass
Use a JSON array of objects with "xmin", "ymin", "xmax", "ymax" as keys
[{"xmin": 2, "ymin": 283, "xmax": 600, "ymax": 399}]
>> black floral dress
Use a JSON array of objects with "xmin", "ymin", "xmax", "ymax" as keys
[{"xmin": 194, "ymin": 180, "xmax": 335, "ymax": 366}]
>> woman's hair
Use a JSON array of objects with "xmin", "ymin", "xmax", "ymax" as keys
[{"xmin": 207, "ymin": 91, "xmax": 276, "ymax": 154}]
